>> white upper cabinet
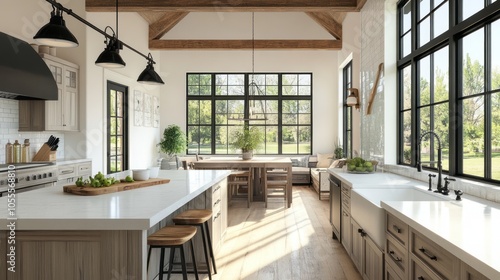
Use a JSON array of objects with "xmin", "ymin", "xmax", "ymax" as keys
[{"xmin": 43, "ymin": 54, "xmax": 79, "ymax": 131}]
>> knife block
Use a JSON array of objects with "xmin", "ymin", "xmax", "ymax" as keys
[{"xmin": 32, "ymin": 144, "xmax": 56, "ymax": 162}]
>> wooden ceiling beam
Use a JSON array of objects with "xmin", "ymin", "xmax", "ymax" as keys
[
  {"xmin": 148, "ymin": 12, "xmax": 189, "ymax": 40},
  {"xmin": 86, "ymin": 0, "xmax": 359, "ymax": 12},
  {"xmin": 305, "ymin": 12, "xmax": 342, "ymax": 40},
  {"xmin": 357, "ymin": 0, "xmax": 368, "ymax": 10},
  {"xmin": 149, "ymin": 39, "xmax": 342, "ymax": 50}
]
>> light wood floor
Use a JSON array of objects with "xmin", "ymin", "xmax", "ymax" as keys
[{"xmin": 171, "ymin": 185, "xmax": 362, "ymax": 280}]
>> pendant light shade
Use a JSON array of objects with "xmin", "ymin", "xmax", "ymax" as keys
[
  {"xmin": 34, "ymin": 11, "xmax": 78, "ymax": 48},
  {"xmin": 137, "ymin": 63, "xmax": 164, "ymax": 85},
  {"xmin": 95, "ymin": 39, "xmax": 126, "ymax": 68}
]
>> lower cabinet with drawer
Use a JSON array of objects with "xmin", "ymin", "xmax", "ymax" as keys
[
  {"xmin": 56, "ymin": 160, "xmax": 92, "ymax": 186},
  {"xmin": 385, "ymin": 212, "xmax": 489, "ymax": 280},
  {"xmin": 411, "ymin": 229, "xmax": 459, "ymax": 280},
  {"xmin": 208, "ymin": 178, "xmax": 227, "ymax": 253}
]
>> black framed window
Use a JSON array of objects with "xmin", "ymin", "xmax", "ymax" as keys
[
  {"xmin": 342, "ymin": 61, "xmax": 353, "ymax": 158},
  {"xmin": 107, "ymin": 81, "xmax": 129, "ymax": 173},
  {"xmin": 187, "ymin": 73, "xmax": 313, "ymax": 155},
  {"xmin": 397, "ymin": 0, "xmax": 500, "ymax": 182}
]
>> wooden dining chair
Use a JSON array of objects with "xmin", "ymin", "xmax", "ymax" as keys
[
  {"xmin": 263, "ymin": 162, "xmax": 291, "ymax": 208},
  {"xmin": 227, "ymin": 168, "xmax": 252, "ymax": 208}
]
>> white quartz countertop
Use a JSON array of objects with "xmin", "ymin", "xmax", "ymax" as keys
[
  {"xmin": 382, "ymin": 200, "xmax": 500, "ymax": 280},
  {"xmin": 328, "ymin": 167, "xmax": 500, "ymax": 279},
  {"xmin": 0, "ymin": 170, "xmax": 230, "ymax": 231},
  {"xmin": 328, "ymin": 168, "xmax": 427, "ymax": 188},
  {"xmin": 55, "ymin": 158, "xmax": 92, "ymax": 165}
]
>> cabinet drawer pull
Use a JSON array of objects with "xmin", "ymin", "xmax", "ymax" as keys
[
  {"xmin": 388, "ymin": 251, "xmax": 402, "ymax": 262},
  {"xmin": 357, "ymin": 228, "xmax": 366, "ymax": 237},
  {"xmin": 419, "ymin": 247, "xmax": 437, "ymax": 261},
  {"xmin": 213, "ymin": 186, "xmax": 220, "ymax": 193},
  {"xmin": 61, "ymin": 170, "xmax": 74, "ymax": 174},
  {"xmin": 213, "ymin": 199, "xmax": 221, "ymax": 206},
  {"xmin": 392, "ymin": 225, "xmax": 401, "ymax": 233},
  {"xmin": 417, "ymin": 277, "xmax": 425, "ymax": 280}
]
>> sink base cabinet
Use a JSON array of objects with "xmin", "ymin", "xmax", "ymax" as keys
[{"xmin": 351, "ymin": 218, "xmax": 384, "ymax": 280}]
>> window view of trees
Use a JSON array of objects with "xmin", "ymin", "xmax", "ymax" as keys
[
  {"xmin": 187, "ymin": 73, "xmax": 312, "ymax": 155},
  {"xmin": 107, "ymin": 82, "xmax": 128, "ymax": 173},
  {"xmin": 398, "ymin": 0, "xmax": 500, "ymax": 182},
  {"xmin": 343, "ymin": 62, "xmax": 353, "ymax": 158}
]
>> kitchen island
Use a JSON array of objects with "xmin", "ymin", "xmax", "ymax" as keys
[{"xmin": 0, "ymin": 169, "xmax": 230, "ymax": 280}]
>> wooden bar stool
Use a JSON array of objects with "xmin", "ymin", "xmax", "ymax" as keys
[
  {"xmin": 173, "ymin": 209, "xmax": 217, "ymax": 280},
  {"xmin": 147, "ymin": 225, "xmax": 199, "ymax": 280}
]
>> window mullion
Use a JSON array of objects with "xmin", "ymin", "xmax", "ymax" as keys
[{"xmin": 484, "ymin": 23, "xmax": 492, "ymax": 178}]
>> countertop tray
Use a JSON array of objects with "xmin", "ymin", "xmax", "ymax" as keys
[{"xmin": 63, "ymin": 178, "xmax": 170, "ymax": 196}]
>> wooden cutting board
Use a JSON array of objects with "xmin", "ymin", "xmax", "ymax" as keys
[{"xmin": 63, "ymin": 178, "xmax": 171, "ymax": 196}]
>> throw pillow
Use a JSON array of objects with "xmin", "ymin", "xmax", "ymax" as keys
[{"xmin": 317, "ymin": 153, "xmax": 334, "ymax": 168}]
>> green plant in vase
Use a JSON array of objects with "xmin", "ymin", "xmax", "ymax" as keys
[
  {"xmin": 334, "ymin": 142, "xmax": 344, "ymax": 159},
  {"xmin": 157, "ymin": 125, "xmax": 186, "ymax": 169},
  {"xmin": 231, "ymin": 125, "xmax": 263, "ymax": 160}
]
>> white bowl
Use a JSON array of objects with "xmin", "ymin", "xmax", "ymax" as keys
[
  {"xmin": 132, "ymin": 169, "xmax": 150, "ymax": 181},
  {"xmin": 149, "ymin": 166, "xmax": 160, "ymax": 178}
]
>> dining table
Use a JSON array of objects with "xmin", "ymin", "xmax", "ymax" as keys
[{"xmin": 193, "ymin": 157, "xmax": 293, "ymax": 208}]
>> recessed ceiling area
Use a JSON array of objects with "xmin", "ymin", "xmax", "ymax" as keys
[{"xmin": 85, "ymin": 0, "xmax": 368, "ymax": 50}]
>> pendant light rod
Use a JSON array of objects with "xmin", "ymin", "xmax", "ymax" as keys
[
  {"xmin": 115, "ymin": 0, "xmax": 119, "ymax": 39},
  {"xmin": 44, "ymin": 0, "xmax": 156, "ymax": 65}
]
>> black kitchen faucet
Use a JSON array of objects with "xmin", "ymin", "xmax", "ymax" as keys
[{"xmin": 416, "ymin": 131, "xmax": 446, "ymax": 195}]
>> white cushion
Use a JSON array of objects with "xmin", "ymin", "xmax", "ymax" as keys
[{"xmin": 317, "ymin": 153, "xmax": 334, "ymax": 168}]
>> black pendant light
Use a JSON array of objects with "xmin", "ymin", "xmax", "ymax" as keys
[
  {"xmin": 95, "ymin": 27, "xmax": 125, "ymax": 68},
  {"xmin": 137, "ymin": 54, "xmax": 164, "ymax": 85},
  {"xmin": 95, "ymin": 1, "xmax": 125, "ymax": 68},
  {"xmin": 36, "ymin": 0, "xmax": 163, "ymax": 85},
  {"xmin": 34, "ymin": 6, "xmax": 78, "ymax": 48}
]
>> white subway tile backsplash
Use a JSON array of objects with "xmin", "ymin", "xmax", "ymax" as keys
[{"xmin": 0, "ymin": 99, "xmax": 64, "ymax": 164}]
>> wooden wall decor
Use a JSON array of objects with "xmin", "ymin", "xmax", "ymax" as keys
[{"xmin": 366, "ymin": 63, "xmax": 384, "ymax": 115}]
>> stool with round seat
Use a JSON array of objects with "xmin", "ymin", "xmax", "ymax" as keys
[
  {"xmin": 147, "ymin": 225, "xmax": 199, "ymax": 280},
  {"xmin": 173, "ymin": 209, "xmax": 217, "ymax": 280}
]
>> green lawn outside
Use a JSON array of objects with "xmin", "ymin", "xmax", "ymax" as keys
[
  {"xmin": 189, "ymin": 143, "xmax": 311, "ymax": 155},
  {"xmin": 421, "ymin": 152, "xmax": 500, "ymax": 180}
]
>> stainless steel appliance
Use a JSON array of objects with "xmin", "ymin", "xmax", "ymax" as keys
[
  {"xmin": 0, "ymin": 163, "xmax": 57, "ymax": 196},
  {"xmin": 329, "ymin": 174, "xmax": 342, "ymax": 240}
]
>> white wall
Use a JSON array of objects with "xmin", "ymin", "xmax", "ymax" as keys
[
  {"xmin": 0, "ymin": 1, "xmax": 161, "ymax": 173},
  {"xmin": 0, "ymin": 0, "xmax": 85, "ymax": 163},
  {"xmin": 160, "ymin": 12, "xmax": 339, "ymax": 154},
  {"xmin": 338, "ymin": 12, "xmax": 362, "ymax": 155},
  {"xmin": 360, "ymin": 0, "xmax": 386, "ymax": 162},
  {"xmin": 85, "ymin": 12, "xmax": 162, "ymax": 173}
]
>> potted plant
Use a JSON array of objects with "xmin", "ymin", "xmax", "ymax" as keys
[
  {"xmin": 334, "ymin": 142, "xmax": 344, "ymax": 159},
  {"xmin": 157, "ymin": 125, "xmax": 186, "ymax": 169},
  {"xmin": 231, "ymin": 125, "xmax": 263, "ymax": 160}
]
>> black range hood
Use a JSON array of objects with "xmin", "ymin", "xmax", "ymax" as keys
[{"xmin": 0, "ymin": 32, "xmax": 57, "ymax": 100}]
